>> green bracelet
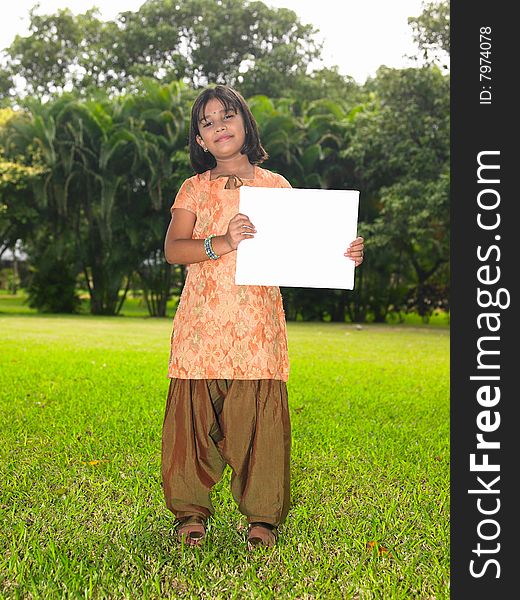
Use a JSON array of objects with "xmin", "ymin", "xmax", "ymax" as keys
[{"xmin": 204, "ymin": 234, "xmax": 220, "ymax": 260}]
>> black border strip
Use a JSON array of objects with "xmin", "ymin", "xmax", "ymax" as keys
[{"xmin": 451, "ymin": 2, "xmax": 516, "ymax": 596}]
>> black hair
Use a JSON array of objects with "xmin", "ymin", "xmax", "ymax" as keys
[{"xmin": 188, "ymin": 85, "xmax": 268, "ymax": 173}]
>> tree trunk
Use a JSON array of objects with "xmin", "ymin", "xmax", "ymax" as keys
[
  {"xmin": 138, "ymin": 257, "xmax": 173, "ymax": 317},
  {"xmin": 330, "ymin": 290, "xmax": 346, "ymax": 322}
]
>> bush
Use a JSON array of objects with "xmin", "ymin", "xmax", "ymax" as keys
[{"xmin": 26, "ymin": 261, "xmax": 81, "ymax": 313}]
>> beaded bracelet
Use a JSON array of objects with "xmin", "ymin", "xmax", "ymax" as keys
[{"xmin": 204, "ymin": 234, "xmax": 220, "ymax": 260}]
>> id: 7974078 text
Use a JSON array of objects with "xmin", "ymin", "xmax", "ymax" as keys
[{"xmin": 479, "ymin": 26, "xmax": 492, "ymax": 105}]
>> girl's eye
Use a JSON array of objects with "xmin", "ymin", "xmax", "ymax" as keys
[
  {"xmin": 224, "ymin": 113, "xmax": 235, "ymax": 120},
  {"xmin": 202, "ymin": 121, "xmax": 212, "ymax": 128}
]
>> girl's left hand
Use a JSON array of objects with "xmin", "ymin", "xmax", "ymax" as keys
[{"xmin": 344, "ymin": 237, "xmax": 365, "ymax": 267}]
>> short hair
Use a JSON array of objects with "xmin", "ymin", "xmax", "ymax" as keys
[{"xmin": 188, "ymin": 85, "xmax": 268, "ymax": 173}]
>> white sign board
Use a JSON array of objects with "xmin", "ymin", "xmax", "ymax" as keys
[{"xmin": 235, "ymin": 187, "xmax": 360, "ymax": 289}]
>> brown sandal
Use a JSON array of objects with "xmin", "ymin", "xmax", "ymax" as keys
[
  {"xmin": 247, "ymin": 522, "xmax": 278, "ymax": 549},
  {"xmin": 175, "ymin": 515, "xmax": 206, "ymax": 546}
]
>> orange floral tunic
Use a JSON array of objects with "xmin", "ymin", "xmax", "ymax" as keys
[{"xmin": 167, "ymin": 166, "xmax": 291, "ymax": 381}]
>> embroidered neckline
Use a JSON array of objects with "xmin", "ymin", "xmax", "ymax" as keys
[{"xmin": 214, "ymin": 173, "xmax": 244, "ymax": 189}]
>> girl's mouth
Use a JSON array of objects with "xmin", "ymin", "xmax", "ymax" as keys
[{"xmin": 216, "ymin": 135, "xmax": 233, "ymax": 142}]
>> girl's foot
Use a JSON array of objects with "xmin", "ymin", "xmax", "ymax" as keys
[
  {"xmin": 247, "ymin": 522, "xmax": 278, "ymax": 549},
  {"xmin": 175, "ymin": 515, "xmax": 206, "ymax": 546}
]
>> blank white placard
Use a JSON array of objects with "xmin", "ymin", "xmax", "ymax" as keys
[{"xmin": 235, "ymin": 187, "xmax": 360, "ymax": 289}]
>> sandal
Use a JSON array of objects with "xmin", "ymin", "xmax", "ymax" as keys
[
  {"xmin": 247, "ymin": 522, "xmax": 278, "ymax": 549},
  {"xmin": 175, "ymin": 515, "xmax": 206, "ymax": 546}
]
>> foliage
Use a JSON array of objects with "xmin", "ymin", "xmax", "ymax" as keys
[
  {"xmin": 2, "ymin": 81, "xmax": 191, "ymax": 315},
  {"xmin": 1, "ymin": 0, "xmax": 322, "ymax": 100},
  {"xmin": 408, "ymin": 0, "xmax": 450, "ymax": 67},
  {"xmin": 1, "ymin": 6, "xmax": 106, "ymax": 98},
  {"xmin": 344, "ymin": 66, "xmax": 450, "ymax": 321},
  {"xmin": 0, "ymin": 0, "xmax": 451, "ymax": 320},
  {"xmin": 26, "ymin": 257, "xmax": 81, "ymax": 313},
  {"xmin": 0, "ymin": 108, "xmax": 46, "ymax": 259},
  {"xmin": 1, "ymin": 65, "xmax": 449, "ymax": 320}
]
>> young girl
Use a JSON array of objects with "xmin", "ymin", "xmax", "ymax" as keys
[{"xmin": 161, "ymin": 84, "xmax": 364, "ymax": 549}]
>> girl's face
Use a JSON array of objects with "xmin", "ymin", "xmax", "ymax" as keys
[{"xmin": 196, "ymin": 98, "xmax": 247, "ymax": 161}]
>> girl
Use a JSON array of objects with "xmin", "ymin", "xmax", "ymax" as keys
[{"xmin": 161, "ymin": 85, "xmax": 364, "ymax": 549}]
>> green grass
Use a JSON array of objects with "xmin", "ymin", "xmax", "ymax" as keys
[
  {"xmin": 0, "ymin": 291, "xmax": 180, "ymax": 318},
  {"xmin": 0, "ymin": 311, "xmax": 449, "ymax": 599}
]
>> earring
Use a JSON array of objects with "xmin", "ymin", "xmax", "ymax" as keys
[{"xmin": 203, "ymin": 147, "xmax": 208, "ymax": 152}]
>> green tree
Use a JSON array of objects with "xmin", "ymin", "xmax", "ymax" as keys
[
  {"xmin": 2, "ymin": 102, "xmax": 84, "ymax": 312},
  {"xmin": 3, "ymin": 81, "xmax": 189, "ymax": 315},
  {"xmin": 408, "ymin": 0, "xmax": 450, "ymax": 67},
  {"xmin": 289, "ymin": 67, "xmax": 362, "ymax": 105},
  {"xmin": 0, "ymin": 108, "xmax": 43, "ymax": 257},
  {"xmin": 1, "ymin": 68, "xmax": 449, "ymax": 322},
  {"xmin": 346, "ymin": 66, "xmax": 450, "ymax": 321},
  {"xmin": 2, "ymin": 0, "xmax": 322, "ymax": 100},
  {"xmin": 128, "ymin": 79, "xmax": 193, "ymax": 316},
  {"xmin": 3, "ymin": 5, "xmax": 106, "ymax": 98},
  {"xmin": 64, "ymin": 85, "xmax": 188, "ymax": 315}
]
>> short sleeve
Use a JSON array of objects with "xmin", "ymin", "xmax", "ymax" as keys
[
  {"xmin": 276, "ymin": 174, "xmax": 292, "ymax": 189},
  {"xmin": 170, "ymin": 177, "xmax": 198, "ymax": 216}
]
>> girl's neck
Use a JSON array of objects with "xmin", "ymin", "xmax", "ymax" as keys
[{"xmin": 210, "ymin": 156, "xmax": 255, "ymax": 180}]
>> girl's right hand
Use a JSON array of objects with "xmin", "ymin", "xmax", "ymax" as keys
[{"xmin": 224, "ymin": 213, "xmax": 257, "ymax": 250}]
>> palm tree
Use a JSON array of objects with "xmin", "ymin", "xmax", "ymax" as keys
[{"xmin": 5, "ymin": 98, "xmax": 83, "ymax": 312}]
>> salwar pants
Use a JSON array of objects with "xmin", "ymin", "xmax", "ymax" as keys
[{"xmin": 161, "ymin": 378, "xmax": 291, "ymax": 527}]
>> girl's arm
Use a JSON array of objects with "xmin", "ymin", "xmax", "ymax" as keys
[{"xmin": 164, "ymin": 208, "xmax": 256, "ymax": 265}]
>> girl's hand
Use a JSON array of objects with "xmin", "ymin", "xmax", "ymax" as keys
[
  {"xmin": 344, "ymin": 236, "xmax": 364, "ymax": 267},
  {"xmin": 224, "ymin": 213, "xmax": 257, "ymax": 250}
]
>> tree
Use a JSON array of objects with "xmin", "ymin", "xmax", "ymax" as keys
[
  {"xmin": 62, "ymin": 84, "xmax": 188, "ymax": 315},
  {"xmin": 2, "ymin": 0, "xmax": 322, "ymax": 100},
  {"xmin": 345, "ymin": 66, "xmax": 450, "ymax": 321},
  {"xmin": 3, "ymin": 81, "xmax": 189, "ymax": 315},
  {"xmin": 1, "ymin": 64, "xmax": 449, "ymax": 321},
  {"xmin": 128, "ymin": 79, "xmax": 194, "ymax": 316},
  {"xmin": 289, "ymin": 67, "xmax": 362, "ymax": 105},
  {"xmin": 3, "ymin": 6, "xmax": 106, "ymax": 98},
  {"xmin": 408, "ymin": 1, "xmax": 450, "ymax": 68},
  {"xmin": 0, "ymin": 108, "xmax": 43, "ymax": 258},
  {"xmin": 4, "ymin": 99, "xmax": 91, "ymax": 312}
]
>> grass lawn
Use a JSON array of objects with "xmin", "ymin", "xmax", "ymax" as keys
[{"xmin": 0, "ymin": 306, "xmax": 449, "ymax": 598}]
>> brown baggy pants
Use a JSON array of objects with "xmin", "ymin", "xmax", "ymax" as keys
[{"xmin": 161, "ymin": 378, "xmax": 291, "ymax": 527}]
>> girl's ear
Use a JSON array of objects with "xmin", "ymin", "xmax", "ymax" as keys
[{"xmin": 196, "ymin": 135, "xmax": 207, "ymax": 152}]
